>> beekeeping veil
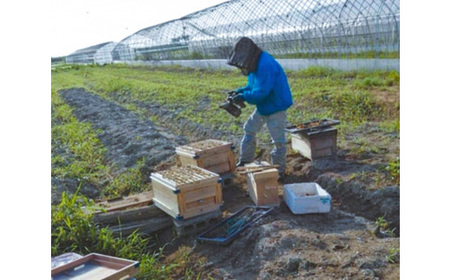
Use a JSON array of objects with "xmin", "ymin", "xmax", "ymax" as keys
[{"xmin": 227, "ymin": 37, "xmax": 262, "ymax": 73}]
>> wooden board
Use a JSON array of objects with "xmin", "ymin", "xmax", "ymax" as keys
[
  {"xmin": 93, "ymin": 204, "xmax": 166, "ymax": 225},
  {"xmin": 106, "ymin": 216, "xmax": 173, "ymax": 237},
  {"xmin": 93, "ymin": 191, "xmax": 153, "ymax": 214},
  {"xmin": 91, "ymin": 204, "xmax": 173, "ymax": 236},
  {"xmin": 51, "ymin": 253, "xmax": 139, "ymax": 280}
]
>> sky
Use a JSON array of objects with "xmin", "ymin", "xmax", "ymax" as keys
[{"xmin": 50, "ymin": 0, "xmax": 230, "ymax": 57}]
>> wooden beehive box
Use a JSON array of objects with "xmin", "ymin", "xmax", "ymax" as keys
[
  {"xmin": 291, "ymin": 127, "xmax": 337, "ymax": 160},
  {"xmin": 246, "ymin": 162, "xmax": 280, "ymax": 207},
  {"xmin": 151, "ymin": 165, "xmax": 222, "ymax": 220},
  {"xmin": 175, "ymin": 139, "xmax": 235, "ymax": 175}
]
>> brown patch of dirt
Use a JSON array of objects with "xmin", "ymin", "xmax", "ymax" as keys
[{"xmin": 372, "ymin": 88, "xmax": 400, "ymax": 119}]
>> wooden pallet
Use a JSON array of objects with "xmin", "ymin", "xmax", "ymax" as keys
[
  {"xmin": 173, "ymin": 210, "xmax": 222, "ymax": 237},
  {"xmin": 151, "ymin": 165, "xmax": 222, "ymax": 220},
  {"xmin": 176, "ymin": 139, "xmax": 236, "ymax": 175}
]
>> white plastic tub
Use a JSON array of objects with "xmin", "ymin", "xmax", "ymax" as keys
[{"xmin": 283, "ymin": 183, "xmax": 331, "ymax": 214}]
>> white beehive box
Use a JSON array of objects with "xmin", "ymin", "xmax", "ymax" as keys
[{"xmin": 283, "ymin": 183, "xmax": 331, "ymax": 214}]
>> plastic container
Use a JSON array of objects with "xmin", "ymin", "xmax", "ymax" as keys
[{"xmin": 283, "ymin": 183, "xmax": 331, "ymax": 214}]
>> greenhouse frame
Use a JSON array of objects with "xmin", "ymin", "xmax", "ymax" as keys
[
  {"xmin": 66, "ymin": 42, "xmax": 117, "ymax": 65},
  {"xmin": 65, "ymin": 0, "xmax": 400, "ymax": 69}
]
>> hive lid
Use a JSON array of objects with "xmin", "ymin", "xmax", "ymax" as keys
[
  {"xmin": 151, "ymin": 165, "xmax": 219, "ymax": 188},
  {"xmin": 285, "ymin": 119, "xmax": 339, "ymax": 134},
  {"xmin": 243, "ymin": 161, "xmax": 279, "ymax": 175},
  {"xmin": 176, "ymin": 139, "xmax": 232, "ymax": 156}
]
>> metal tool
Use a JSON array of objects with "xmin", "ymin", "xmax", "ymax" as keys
[{"xmin": 219, "ymin": 91, "xmax": 246, "ymax": 117}]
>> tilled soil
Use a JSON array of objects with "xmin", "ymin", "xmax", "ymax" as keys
[
  {"xmin": 52, "ymin": 88, "xmax": 400, "ymax": 279},
  {"xmin": 194, "ymin": 204, "xmax": 399, "ymax": 280},
  {"xmin": 59, "ymin": 88, "xmax": 183, "ymax": 170}
]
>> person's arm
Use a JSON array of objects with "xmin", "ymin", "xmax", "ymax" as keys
[
  {"xmin": 236, "ymin": 75, "xmax": 252, "ymax": 93},
  {"xmin": 242, "ymin": 64, "xmax": 274, "ymax": 104}
]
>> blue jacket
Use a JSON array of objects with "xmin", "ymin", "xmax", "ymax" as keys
[{"xmin": 236, "ymin": 51, "xmax": 293, "ymax": 116}]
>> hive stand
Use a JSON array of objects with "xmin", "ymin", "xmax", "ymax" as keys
[{"xmin": 173, "ymin": 209, "xmax": 222, "ymax": 237}]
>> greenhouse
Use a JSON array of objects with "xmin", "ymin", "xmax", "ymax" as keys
[
  {"xmin": 66, "ymin": 42, "xmax": 117, "ymax": 65},
  {"xmin": 112, "ymin": 0, "xmax": 400, "ymax": 61}
]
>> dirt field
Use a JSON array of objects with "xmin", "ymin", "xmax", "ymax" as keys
[{"xmin": 53, "ymin": 87, "xmax": 399, "ymax": 279}]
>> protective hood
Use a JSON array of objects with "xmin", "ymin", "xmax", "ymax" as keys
[{"xmin": 227, "ymin": 37, "xmax": 262, "ymax": 73}]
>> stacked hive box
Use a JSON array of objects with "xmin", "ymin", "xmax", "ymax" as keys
[
  {"xmin": 246, "ymin": 161, "xmax": 280, "ymax": 207},
  {"xmin": 291, "ymin": 127, "xmax": 337, "ymax": 160},
  {"xmin": 151, "ymin": 165, "xmax": 222, "ymax": 220},
  {"xmin": 175, "ymin": 139, "xmax": 235, "ymax": 175}
]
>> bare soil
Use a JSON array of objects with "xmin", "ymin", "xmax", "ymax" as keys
[{"xmin": 53, "ymin": 88, "xmax": 400, "ymax": 279}]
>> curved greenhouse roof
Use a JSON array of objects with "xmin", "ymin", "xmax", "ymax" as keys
[
  {"xmin": 66, "ymin": 42, "xmax": 117, "ymax": 64},
  {"xmin": 112, "ymin": 0, "xmax": 400, "ymax": 61}
]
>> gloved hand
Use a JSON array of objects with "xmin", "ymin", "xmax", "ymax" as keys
[
  {"xmin": 232, "ymin": 93, "xmax": 245, "ymax": 104},
  {"xmin": 232, "ymin": 93, "xmax": 246, "ymax": 108}
]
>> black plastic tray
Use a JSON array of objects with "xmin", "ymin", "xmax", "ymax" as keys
[
  {"xmin": 197, "ymin": 206, "xmax": 273, "ymax": 245},
  {"xmin": 285, "ymin": 118, "xmax": 340, "ymax": 133}
]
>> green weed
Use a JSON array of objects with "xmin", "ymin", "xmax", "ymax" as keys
[
  {"xmin": 51, "ymin": 187, "xmax": 149, "ymax": 259},
  {"xmin": 375, "ymin": 216, "xmax": 389, "ymax": 230},
  {"xmin": 355, "ymin": 77, "xmax": 383, "ymax": 88},
  {"xmin": 136, "ymin": 251, "xmax": 178, "ymax": 280},
  {"xmin": 102, "ymin": 158, "xmax": 150, "ymax": 197},
  {"xmin": 386, "ymin": 157, "xmax": 400, "ymax": 185},
  {"xmin": 51, "ymin": 116, "xmax": 108, "ymax": 181},
  {"xmin": 298, "ymin": 66, "xmax": 335, "ymax": 78},
  {"xmin": 375, "ymin": 216, "xmax": 396, "ymax": 238},
  {"xmin": 51, "ymin": 189, "xmax": 177, "ymax": 279},
  {"xmin": 386, "ymin": 247, "xmax": 400, "ymax": 264},
  {"xmin": 379, "ymin": 119, "xmax": 400, "ymax": 133}
]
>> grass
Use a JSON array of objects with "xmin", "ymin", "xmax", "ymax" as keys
[
  {"xmin": 51, "ymin": 188, "xmax": 185, "ymax": 279},
  {"xmin": 386, "ymin": 247, "xmax": 400, "ymax": 264},
  {"xmin": 51, "ymin": 187, "xmax": 218, "ymax": 279},
  {"xmin": 386, "ymin": 157, "xmax": 400, "ymax": 185},
  {"xmin": 51, "ymin": 187, "xmax": 150, "ymax": 259},
  {"xmin": 51, "ymin": 79, "xmax": 152, "ymax": 199},
  {"xmin": 51, "ymin": 86, "xmax": 110, "ymax": 187},
  {"xmin": 52, "ymin": 64, "xmax": 399, "ymax": 137}
]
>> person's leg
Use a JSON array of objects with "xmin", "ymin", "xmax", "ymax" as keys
[
  {"xmin": 265, "ymin": 110, "xmax": 287, "ymax": 174},
  {"xmin": 239, "ymin": 109, "xmax": 264, "ymax": 165}
]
